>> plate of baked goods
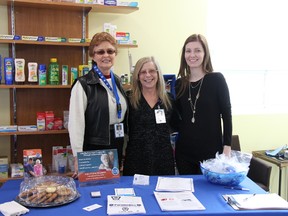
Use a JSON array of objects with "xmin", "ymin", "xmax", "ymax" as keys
[{"xmin": 15, "ymin": 175, "xmax": 80, "ymax": 207}]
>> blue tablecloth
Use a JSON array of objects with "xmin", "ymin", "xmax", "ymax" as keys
[{"xmin": 0, "ymin": 175, "xmax": 288, "ymax": 216}]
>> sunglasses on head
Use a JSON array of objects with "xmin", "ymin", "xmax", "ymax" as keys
[{"xmin": 94, "ymin": 49, "xmax": 116, "ymax": 55}]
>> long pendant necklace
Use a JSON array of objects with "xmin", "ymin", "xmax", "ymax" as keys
[{"xmin": 188, "ymin": 77, "xmax": 204, "ymax": 123}]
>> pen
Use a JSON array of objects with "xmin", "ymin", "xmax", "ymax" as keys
[
  {"xmin": 224, "ymin": 186, "xmax": 250, "ymax": 191},
  {"xmin": 243, "ymin": 193, "xmax": 256, "ymax": 202}
]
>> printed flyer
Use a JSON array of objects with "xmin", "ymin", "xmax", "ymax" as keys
[{"xmin": 77, "ymin": 149, "xmax": 120, "ymax": 184}]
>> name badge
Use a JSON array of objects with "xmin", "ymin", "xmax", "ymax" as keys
[
  {"xmin": 155, "ymin": 109, "xmax": 166, "ymax": 124},
  {"xmin": 114, "ymin": 123, "xmax": 124, "ymax": 138}
]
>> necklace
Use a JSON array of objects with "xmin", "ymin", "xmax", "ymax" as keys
[
  {"xmin": 190, "ymin": 79, "xmax": 202, "ymax": 88},
  {"xmin": 188, "ymin": 77, "xmax": 204, "ymax": 123}
]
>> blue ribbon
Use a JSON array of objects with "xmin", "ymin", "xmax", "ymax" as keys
[{"xmin": 93, "ymin": 65, "xmax": 122, "ymax": 119}]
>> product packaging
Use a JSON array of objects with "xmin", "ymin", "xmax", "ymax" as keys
[
  {"xmin": 62, "ymin": 65, "xmax": 68, "ymax": 85},
  {"xmin": 48, "ymin": 58, "xmax": 59, "ymax": 85},
  {"xmin": 45, "ymin": 111, "xmax": 54, "ymax": 130},
  {"xmin": 70, "ymin": 67, "xmax": 78, "ymax": 84},
  {"xmin": 37, "ymin": 112, "xmax": 46, "ymax": 131},
  {"xmin": 28, "ymin": 62, "xmax": 38, "ymax": 83},
  {"xmin": 10, "ymin": 163, "xmax": 24, "ymax": 178},
  {"xmin": 38, "ymin": 64, "xmax": 47, "ymax": 85},
  {"xmin": 14, "ymin": 58, "xmax": 25, "ymax": 83},
  {"xmin": 0, "ymin": 157, "xmax": 8, "ymax": 179},
  {"xmin": 4, "ymin": 57, "xmax": 14, "ymax": 85}
]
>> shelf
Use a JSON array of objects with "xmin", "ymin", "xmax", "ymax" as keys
[
  {"xmin": 0, "ymin": 39, "xmax": 90, "ymax": 47},
  {"xmin": 0, "ymin": 39, "xmax": 138, "ymax": 48},
  {"xmin": 0, "ymin": 0, "xmax": 139, "ymax": 14},
  {"xmin": 90, "ymin": 4, "xmax": 139, "ymax": 14},
  {"xmin": 0, "ymin": 129, "xmax": 68, "ymax": 136},
  {"xmin": 0, "ymin": 84, "xmax": 72, "ymax": 89}
]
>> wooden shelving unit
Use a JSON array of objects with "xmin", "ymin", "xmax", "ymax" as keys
[{"xmin": 0, "ymin": 0, "xmax": 138, "ymax": 170}]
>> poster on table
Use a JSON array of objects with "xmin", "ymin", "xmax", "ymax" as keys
[{"xmin": 77, "ymin": 149, "xmax": 120, "ymax": 186}]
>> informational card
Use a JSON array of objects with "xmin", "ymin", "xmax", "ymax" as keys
[
  {"xmin": 77, "ymin": 149, "xmax": 120, "ymax": 184},
  {"xmin": 107, "ymin": 195, "xmax": 146, "ymax": 215}
]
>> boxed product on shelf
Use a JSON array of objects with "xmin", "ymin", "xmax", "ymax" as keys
[
  {"xmin": 45, "ymin": 111, "xmax": 54, "ymax": 130},
  {"xmin": 0, "ymin": 157, "xmax": 8, "ymax": 179},
  {"xmin": 23, "ymin": 149, "xmax": 42, "ymax": 166},
  {"xmin": 117, "ymin": 1, "xmax": 138, "ymax": 7},
  {"xmin": 66, "ymin": 145, "xmax": 75, "ymax": 172},
  {"xmin": 53, "ymin": 118, "xmax": 63, "ymax": 130},
  {"xmin": 10, "ymin": 163, "xmax": 24, "ymax": 178},
  {"xmin": 104, "ymin": 0, "xmax": 117, "ymax": 6},
  {"xmin": 18, "ymin": 125, "xmax": 37, "ymax": 132},
  {"xmin": 0, "ymin": 125, "xmax": 17, "ymax": 132},
  {"xmin": 52, "ymin": 146, "xmax": 67, "ymax": 174},
  {"xmin": 37, "ymin": 112, "xmax": 46, "ymax": 131},
  {"xmin": 52, "ymin": 146, "xmax": 63, "ymax": 172},
  {"xmin": 115, "ymin": 32, "xmax": 130, "ymax": 41}
]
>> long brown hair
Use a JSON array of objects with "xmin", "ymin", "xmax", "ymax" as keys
[{"xmin": 176, "ymin": 34, "xmax": 213, "ymax": 98}]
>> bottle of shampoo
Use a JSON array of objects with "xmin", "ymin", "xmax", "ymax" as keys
[
  {"xmin": 38, "ymin": 64, "xmax": 47, "ymax": 86},
  {"xmin": 4, "ymin": 57, "xmax": 14, "ymax": 85},
  {"xmin": 48, "ymin": 58, "xmax": 59, "ymax": 85}
]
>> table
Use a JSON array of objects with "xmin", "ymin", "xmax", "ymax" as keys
[
  {"xmin": 252, "ymin": 150, "xmax": 288, "ymax": 196},
  {"xmin": 0, "ymin": 175, "xmax": 288, "ymax": 216}
]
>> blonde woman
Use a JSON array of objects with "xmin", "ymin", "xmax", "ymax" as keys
[{"xmin": 123, "ymin": 56, "xmax": 175, "ymax": 176}]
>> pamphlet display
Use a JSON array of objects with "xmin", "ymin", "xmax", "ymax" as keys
[{"xmin": 77, "ymin": 149, "xmax": 120, "ymax": 186}]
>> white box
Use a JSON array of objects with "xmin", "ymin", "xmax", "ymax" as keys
[{"xmin": 10, "ymin": 163, "xmax": 24, "ymax": 178}]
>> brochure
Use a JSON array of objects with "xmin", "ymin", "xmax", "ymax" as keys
[
  {"xmin": 107, "ymin": 195, "xmax": 146, "ymax": 215},
  {"xmin": 154, "ymin": 191, "xmax": 205, "ymax": 211}
]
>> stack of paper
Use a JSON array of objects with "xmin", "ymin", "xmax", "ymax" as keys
[
  {"xmin": 154, "ymin": 177, "xmax": 205, "ymax": 211},
  {"xmin": 107, "ymin": 195, "xmax": 146, "ymax": 215},
  {"xmin": 223, "ymin": 193, "xmax": 288, "ymax": 210},
  {"xmin": 0, "ymin": 201, "xmax": 29, "ymax": 216},
  {"xmin": 154, "ymin": 191, "xmax": 205, "ymax": 211},
  {"xmin": 155, "ymin": 177, "xmax": 194, "ymax": 192}
]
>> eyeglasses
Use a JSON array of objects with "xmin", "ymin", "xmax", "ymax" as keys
[
  {"xmin": 139, "ymin": 69, "xmax": 158, "ymax": 76},
  {"xmin": 94, "ymin": 49, "xmax": 116, "ymax": 55}
]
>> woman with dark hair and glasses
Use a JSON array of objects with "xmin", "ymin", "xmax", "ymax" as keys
[
  {"xmin": 68, "ymin": 32, "xmax": 128, "ymax": 178},
  {"xmin": 123, "ymin": 56, "xmax": 175, "ymax": 176},
  {"xmin": 173, "ymin": 34, "xmax": 232, "ymax": 175}
]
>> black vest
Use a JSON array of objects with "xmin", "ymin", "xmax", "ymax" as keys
[{"xmin": 75, "ymin": 70, "xmax": 127, "ymax": 147}]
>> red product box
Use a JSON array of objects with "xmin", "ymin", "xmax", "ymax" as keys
[
  {"xmin": 53, "ymin": 118, "xmax": 63, "ymax": 130},
  {"xmin": 37, "ymin": 112, "xmax": 46, "ymax": 131},
  {"xmin": 45, "ymin": 111, "xmax": 54, "ymax": 130}
]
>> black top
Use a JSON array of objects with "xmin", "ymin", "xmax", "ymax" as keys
[
  {"xmin": 123, "ymin": 94, "xmax": 175, "ymax": 176},
  {"xmin": 174, "ymin": 72, "xmax": 232, "ymax": 162}
]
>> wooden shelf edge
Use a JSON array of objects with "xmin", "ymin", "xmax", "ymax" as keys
[
  {"xmin": 0, "ymin": 0, "xmax": 92, "ymax": 13},
  {"xmin": 0, "ymin": 84, "xmax": 72, "ymax": 89},
  {"xmin": 0, "ymin": 129, "xmax": 68, "ymax": 136},
  {"xmin": 0, "ymin": 39, "xmax": 138, "ymax": 48},
  {"xmin": 0, "ymin": 0, "xmax": 139, "ymax": 14},
  {"xmin": 0, "ymin": 39, "xmax": 90, "ymax": 47},
  {"xmin": 91, "ymin": 4, "xmax": 139, "ymax": 14}
]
